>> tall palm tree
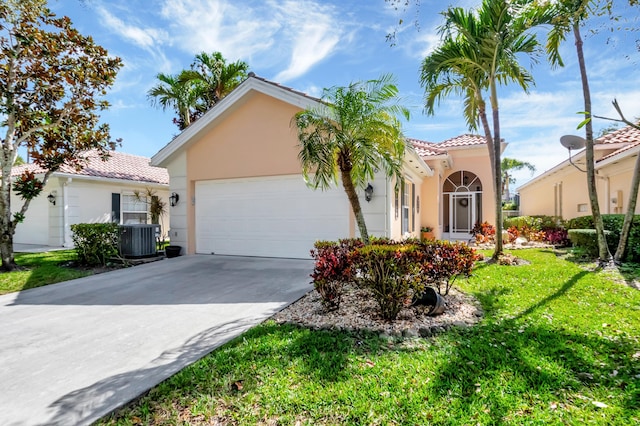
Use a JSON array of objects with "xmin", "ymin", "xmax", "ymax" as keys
[
  {"xmin": 181, "ymin": 52, "xmax": 249, "ymax": 110},
  {"xmin": 546, "ymin": 0, "xmax": 612, "ymax": 263},
  {"xmin": 149, "ymin": 53, "xmax": 249, "ymax": 130},
  {"xmin": 294, "ymin": 74, "xmax": 409, "ymax": 245},
  {"xmin": 420, "ymin": 0, "xmax": 556, "ymax": 259},
  {"xmin": 501, "ymin": 157, "xmax": 535, "ymax": 201},
  {"xmin": 147, "ymin": 71, "xmax": 202, "ymax": 130}
]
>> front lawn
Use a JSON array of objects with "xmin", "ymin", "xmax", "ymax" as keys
[
  {"xmin": 0, "ymin": 250, "xmax": 90, "ymax": 295},
  {"xmin": 99, "ymin": 249, "xmax": 639, "ymax": 425}
]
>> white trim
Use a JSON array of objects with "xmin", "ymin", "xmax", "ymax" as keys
[
  {"xmin": 151, "ymin": 77, "xmax": 323, "ymax": 167},
  {"xmin": 595, "ymin": 143, "xmax": 640, "ymax": 169},
  {"xmin": 52, "ymin": 173, "xmax": 168, "ymax": 188}
]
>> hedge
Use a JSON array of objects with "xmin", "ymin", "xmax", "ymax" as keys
[{"xmin": 566, "ymin": 214, "xmax": 640, "ymax": 261}]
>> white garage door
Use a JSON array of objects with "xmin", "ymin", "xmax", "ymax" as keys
[{"xmin": 195, "ymin": 175, "xmax": 350, "ymax": 258}]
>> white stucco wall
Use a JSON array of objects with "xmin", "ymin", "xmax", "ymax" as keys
[{"xmin": 12, "ymin": 176, "xmax": 169, "ymax": 247}]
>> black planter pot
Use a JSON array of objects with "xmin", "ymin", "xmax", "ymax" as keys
[{"xmin": 165, "ymin": 245, "xmax": 182, "ymax": 258}]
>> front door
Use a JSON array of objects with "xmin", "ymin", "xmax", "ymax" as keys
[{"xmin": 449, "ymin": 192, "xmax": 474, "ymax": 238}]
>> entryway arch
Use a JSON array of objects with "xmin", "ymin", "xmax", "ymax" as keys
[{"xmin": 442, "ymin": 171, "xmax": 483, "ymax": 240}]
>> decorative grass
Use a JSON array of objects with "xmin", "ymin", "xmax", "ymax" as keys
[
  {"xmin": 0, "ymin": 250, "xmax": 89, "ymax": 295},
  {"xmin": 99, "ymin": 249, "xmax": 640, "ymax": 425}
]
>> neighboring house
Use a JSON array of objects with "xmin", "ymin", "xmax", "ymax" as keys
[
  {"xmin": 151, "ymin": 74, "xmax": 502, "ymax": 259},
  {"xmin": 11, "ymin": 150, "xmax": 170, "ymax": 247},
  {"xmin": 518, "ymin": 125, "xmax": 640, "ymax": 220}
]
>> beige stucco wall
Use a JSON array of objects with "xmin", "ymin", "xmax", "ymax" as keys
[
  {"xmin": 421, "ymin": 147, "xmax": 495, "ymax": 238},
  {"xmin": 181, "ymin": 92, "xmax": 306, "ymax": 254},
  {"xmin": 520, "ymin": 152, "xmax": 640, "ymax": 220}
]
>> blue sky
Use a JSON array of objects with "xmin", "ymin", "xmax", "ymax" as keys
[{"xmin": 50, "ymin": 0, "xmax": 639, "ymax": 188}]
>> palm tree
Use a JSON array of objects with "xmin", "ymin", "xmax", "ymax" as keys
[
  {"xmin": 501, "ymin": 157, "xmax": 535, "ymax": 201},
  {"xmin": 181, "ymin": 52, "xmax": 249, "ymax": 111},
  {"xmin": 420, "ymin": 0, "xmax": 556, "ymax": 259},
  {"xmin": 293, "ymin": 74, "xmax": 409, "ymax": 245},
  {"xmin": 546, "ymin": 0, "xmax": 612, "ymax": 264},
  {"xmin": 148, "ymin": 53, "xmax": 249, "ymax": 130},
  {"xmin": 147, "ymin": 71, "xmax": 202, "ymax": 130}
]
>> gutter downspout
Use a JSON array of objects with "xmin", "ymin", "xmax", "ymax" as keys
[{"xmin": 62, "ymin": 178, "xmax": 72, "ymax": 247}]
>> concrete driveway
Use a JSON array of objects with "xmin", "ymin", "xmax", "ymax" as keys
[{"xmin": 0, "ymin": 255, "xmax": 312, "ymax": 426}]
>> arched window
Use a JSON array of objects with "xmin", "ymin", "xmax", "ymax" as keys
[{"xmin": 442, "ymin": 171, "xmax": 483, "ymax": 236}]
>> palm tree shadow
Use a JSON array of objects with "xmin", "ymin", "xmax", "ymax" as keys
[{"xmin": 512, "ymin": 270, "xmax": 588, "ymax": 321}]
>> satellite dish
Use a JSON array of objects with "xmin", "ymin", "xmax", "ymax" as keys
[{"xmin": 560, "ymin": 135, "xmax": 586, "ymax": 150}]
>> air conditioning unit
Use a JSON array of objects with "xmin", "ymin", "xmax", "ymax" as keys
[{"xmin": 119, "ymin": 224, "xmax": 160, "ymax": 257}]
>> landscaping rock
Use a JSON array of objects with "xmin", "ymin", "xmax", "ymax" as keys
[{"xmin": 271, "ymin": 283, "xmax": 482, "ymax": 337}]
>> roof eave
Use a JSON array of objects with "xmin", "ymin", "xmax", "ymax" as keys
[{"xmin": 150, "ymin": 76, "xmax": 323, "ymax": 167}]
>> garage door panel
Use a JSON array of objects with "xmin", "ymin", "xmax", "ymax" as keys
[{"xmin": 195, "ymin": 176, "xmax": 349, "ymax": 258}]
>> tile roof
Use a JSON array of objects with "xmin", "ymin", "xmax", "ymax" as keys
[
  {"xmin": 11, "ymin": 150, "xmax": 169, "ymax": 185},
  {"xmin": 438, "ymin": 134, "xmax": 488, "ymax": 148},
  {"xmin": 407, "ymin": 134, "xmax": 486, "ymax": 160},
  {"xmin": 596, "ymin": 124, "xmax": 640, "ymax": 145},
  {"xmin": 597, "ymin": 126, "xmax": 640, "ymax": 162},
  {"xmin": 406, "ymin": 138, "xmax": 447, "ymax": 157}
]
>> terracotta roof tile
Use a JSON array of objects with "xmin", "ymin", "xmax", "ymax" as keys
[
  {"xmin": 596, "ymin": 125, "xmax": 640, "ymax": 145},
  {"xmin": 407, "ymin": 138, "xmax": 446, "ymax": 157},
  {"xmin": 11, "ymin": 150, "xmax": 169, "ymax": 185},
  {"xmin": 438, "ymin": 134, "xmax": 487, "ymax": 148}
]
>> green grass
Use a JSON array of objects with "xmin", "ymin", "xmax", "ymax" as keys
[
  {"xmin": 99, "ymin": 249, "xmax": 640, "ymax": 425},
  {"xmin": 0, "ymin": 250, "xmax": 90, "ymax": 295}
]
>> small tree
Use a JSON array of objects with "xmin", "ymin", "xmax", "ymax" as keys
[
  {"xmin": 0, "ymin": 0, "xmax": 122, "ymax": 270},
  {"xmin": 293, "ymin": 74, "xmax": 409, "ymax": 245},
  {"xmin": 501, "ymin": 157, "xmax": 535, "ymax": 201}
]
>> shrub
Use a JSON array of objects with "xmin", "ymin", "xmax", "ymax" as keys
[
  {"xmin": 71, "ymin": 223, "xmax": 119, "ymax": 266},
  {"xmin": 566, "ymin": 214, "xmax": 640, "ymax": 261},
  {"xmin": 507, "ymin": 226, "xmax": 519, "ymax": 243},
  {"xmin": 471, "ymin": 221, "xmax": 495, "ymax": 243},
  {"xmin": 423, "ymin": 241, "xmax": 479, "ymax": 295},
  {"xmin": 310, "ymin": 239, "xmax": 364, "ymax": 310},
  {"xmin": 568, "ymin": 229, "xmax": 613, "ymax": 258},
  {"xmin": 544, "ymin": 228, "xmax": 570, "ymax": 246},
  {"xmin": 352, "ymin": 243, "xmax": 426, "ymax": 320}
]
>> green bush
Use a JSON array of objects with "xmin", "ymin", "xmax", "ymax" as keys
[
  {"xmin": 566, "ymin": 214, "xmax": 640, "ymax": 261},
  {"xmin": 568, "ymin": 229, "xmax": 613, "ymax": 258},
  {"xmin": 70, "ymin": 223, "xmax": 119, "ymax": 266},
  {"xmin": 352, "ymin": 243, "xmax": 427, "ymax": 320}
]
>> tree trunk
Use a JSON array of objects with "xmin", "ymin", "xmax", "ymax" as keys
[
  {"xmin": 614, "ymin": 149, "xmax": 640, "ymax": 262},
  {"xmin": 0, "ymin": 150, "xmax": 16, "ymax": 271},
  {"xmin": 339, "ymin": 167, "xmax": 370, "ymax": 245},
  {"xmin": 574, "ymin": 23, "xmax": 611, "ymax": 264},
  {"xmin": 490, "ymin": 82, "xmax": 503, "ymax": 259}
]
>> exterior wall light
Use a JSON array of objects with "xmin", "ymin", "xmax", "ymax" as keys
[
  {"xmin": 47, "ymin": 191, "xmax": 56, "ymax": 205},
  {"xmin": 169, "ymin": 192, "xmax": 179, "ymax": 207},
  {"xmin": 364, "ymin": 183, "xmax": 374, "ymax": 202}
]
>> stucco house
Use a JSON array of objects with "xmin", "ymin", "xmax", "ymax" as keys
[
  {"xmin": 11, "ymin": 150, "xmax": 170, "ymax": 248},
  {"xmin": 518, "ymin": 125, "xmax": 640, "ymax": 220},
  {"xmin": 151, "ymin": 74, "xmax": 502, "ymax": 259}
]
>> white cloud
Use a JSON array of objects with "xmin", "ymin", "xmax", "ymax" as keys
[
  {"xmin": 94, "ymin": 4, "xmax": 173, "ymax": 73},
  {"xmin": 96, "ymin": 7, "xmax": 166, "ymax": 50},
  {"xmin": 159, "ymin": 0, "xmax": 278, "ymax": 60},
  {"xmin": 272, "ymin": 1, "xmax": 342, "ymax": 82}
]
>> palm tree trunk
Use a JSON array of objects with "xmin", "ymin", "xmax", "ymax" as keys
[
  {"xmin": 614, "ymin": 150, "xmax": 640, "ymax": 262},
  {"xmin": 490, "ymin": 83, "xmax": 503, "ymax": 259},
  {"xmin": 340, "ymin": 168, "xmax": 370, "ymax": 245},
  {"xmin": 574, "ymin": 23, "xmax": 610, "ymax": 264}
]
